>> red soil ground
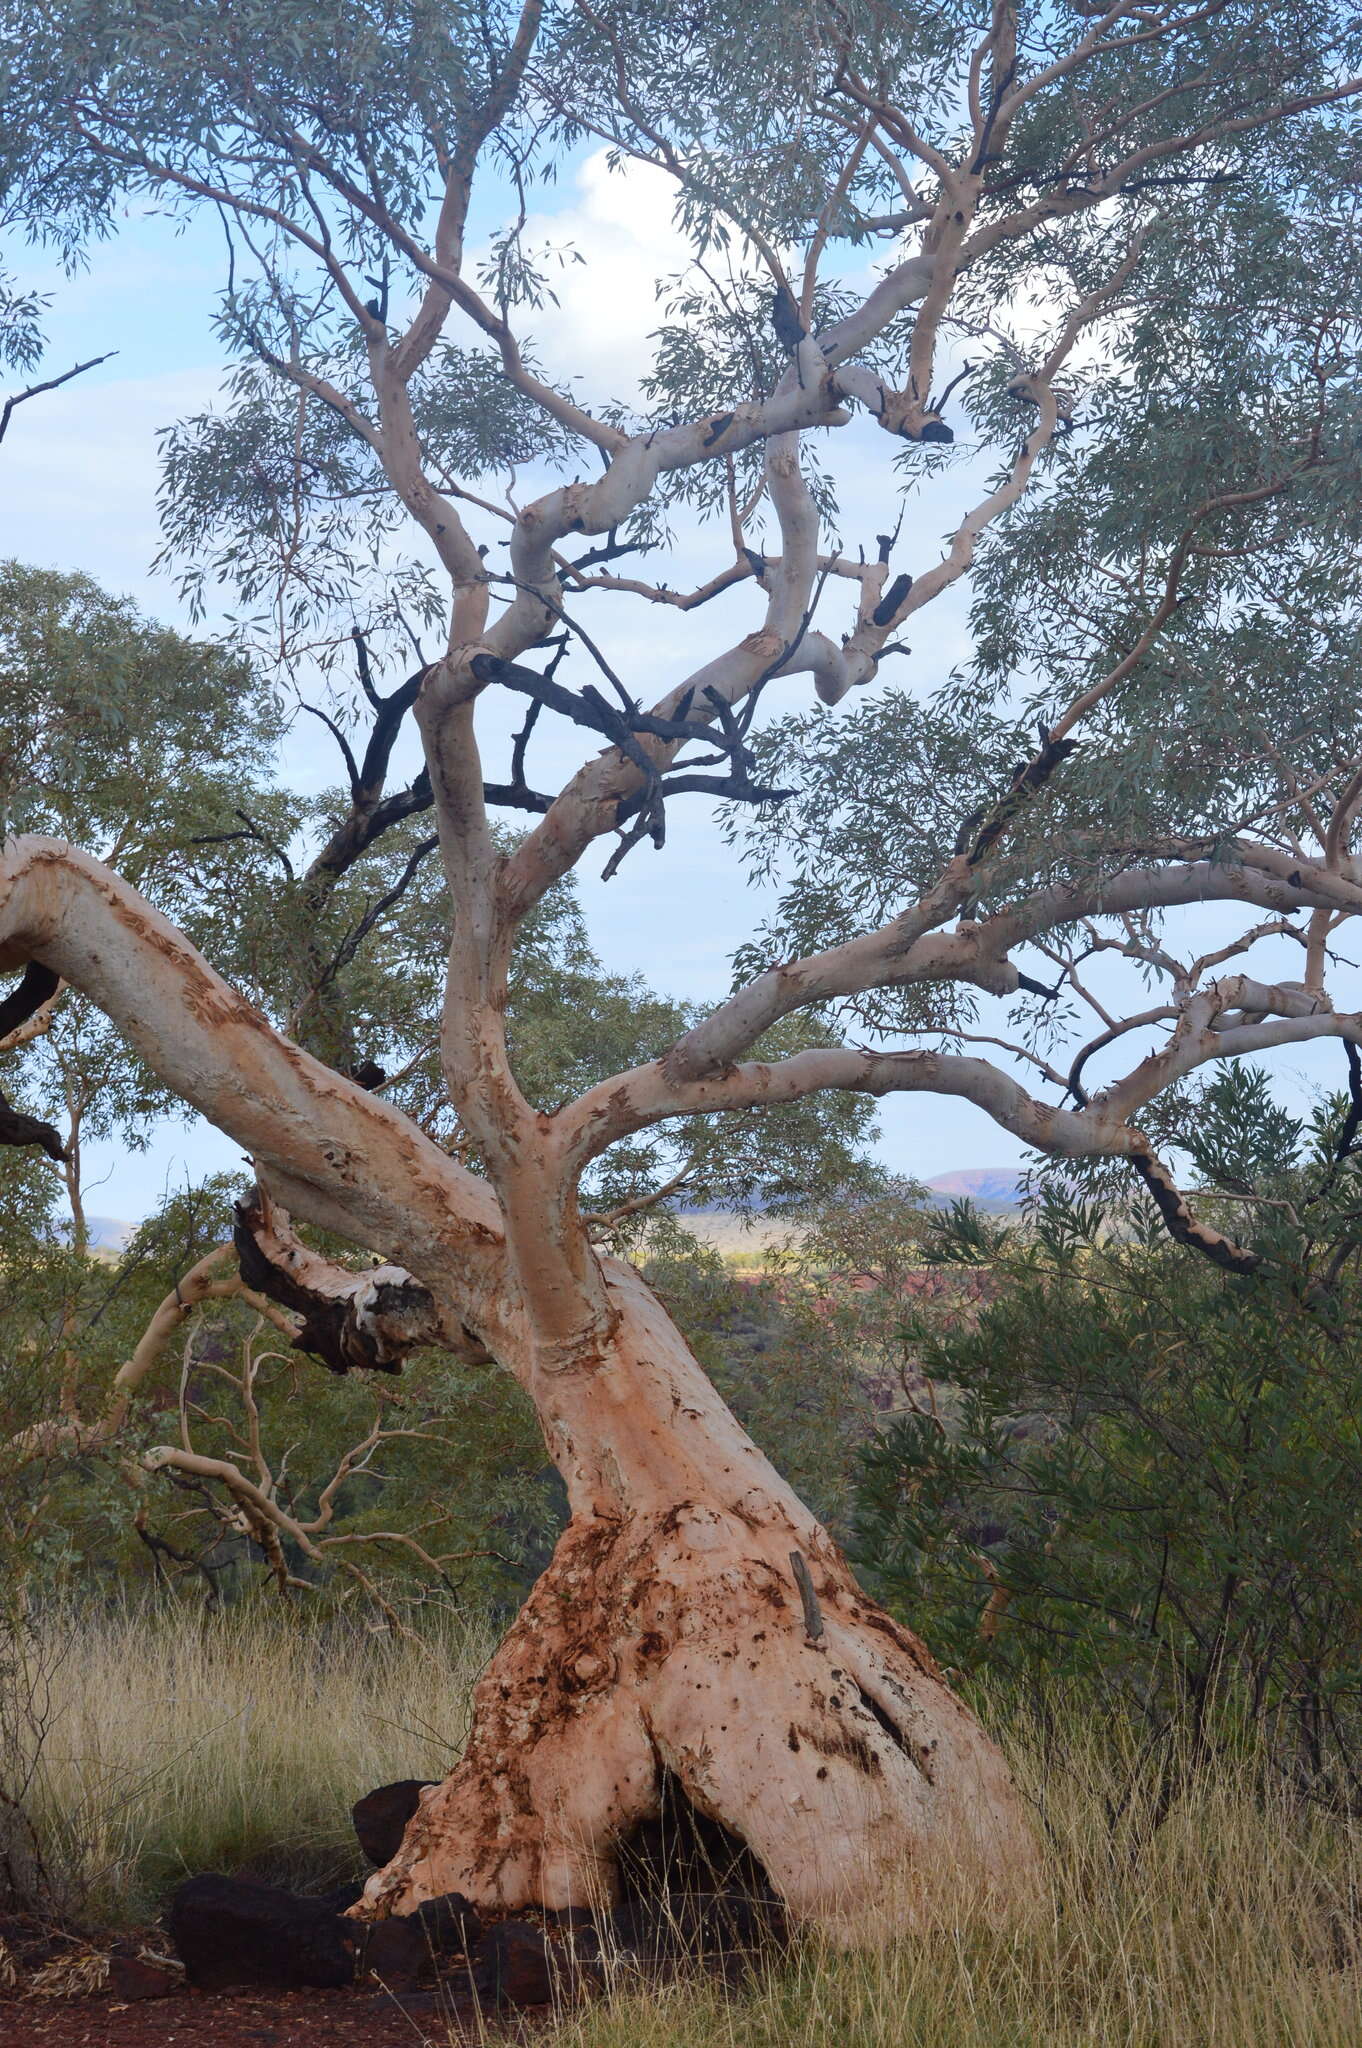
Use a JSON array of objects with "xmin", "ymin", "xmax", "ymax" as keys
[{"xmin": 0, "ymin": 1978, "xmax": 545, "ymax": 2047}]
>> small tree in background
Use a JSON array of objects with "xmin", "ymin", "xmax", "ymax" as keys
[{"xmin": 856, "ymin": 1066, "xmax": 1362, "ymax": 1801}]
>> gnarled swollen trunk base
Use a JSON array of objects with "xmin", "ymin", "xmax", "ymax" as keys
[{"xmin": 358, "ymin": 1270, "xmax": 1037, "ymax": 1942}]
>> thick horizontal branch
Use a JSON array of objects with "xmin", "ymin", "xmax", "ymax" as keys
[
  {"xmin": 653, "ymin": 857, "xmax": 1350, "ymax": 1097},
  {"xmin": 565, "ymin": 1044, "xmax": 1133, "ymax": 1168}
]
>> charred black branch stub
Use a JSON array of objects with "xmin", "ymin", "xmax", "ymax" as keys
[
  {"xmin": 770, "ymin": 285, "xmax": 807, "ymax": 353},
  {"xmin": 1017, "ymin": 972, "xmax": 1063, "ymax": 1002},
  {"xmin": 0, "ymin": 961, "xmax": 59, "ymax": 1041},
  {"xmin": 871, "ymin": 572, "xmax": 913, "ymax": 627},
  {"xmin": 0, "ymin": 1087, "xmax": 66, "ymax": 1161},
  {"xmin": 232, "ymin": 1194, "xmax": 442, "ymax": 1374},
  {"xmin": 1337, "ymin": 1041, "xmax": 1362, "ymax": 1163},
  {"xmin": 0, "ymin": 962, "xmax": 66, "ymax": 1157}
]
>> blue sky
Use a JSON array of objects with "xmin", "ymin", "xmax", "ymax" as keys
[{"xmin": 2, "ymin": 152, "xmax": 1345, "ymax": 1220}]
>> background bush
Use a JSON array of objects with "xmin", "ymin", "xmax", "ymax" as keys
[{"xmin": 855, "ymin": 1066, "xmax": 1362, "ymax": 1800}]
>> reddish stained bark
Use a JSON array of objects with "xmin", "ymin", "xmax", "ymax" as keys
[{"xmin": 359, "ymin": 1263, "xmax": 1035, "ymax": 1940}]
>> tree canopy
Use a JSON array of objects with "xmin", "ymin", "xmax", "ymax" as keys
[{"xmin": 3, "ymin": 0, "xmax": 1356, "ymax": 1255}]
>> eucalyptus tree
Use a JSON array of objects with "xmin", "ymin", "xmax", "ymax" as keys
[{"xmin": 3, "ymin": 0, "xmax": 1361, "ymax": 1938}]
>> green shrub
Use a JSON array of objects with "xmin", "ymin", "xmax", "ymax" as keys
[{"xmin": 855, "ymin": 1069, "xmax": 1362, "ymax": 1793}]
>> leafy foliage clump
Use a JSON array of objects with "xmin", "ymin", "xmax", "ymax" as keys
[{"xmin": 855, "ymin": 1066, "xmax": 1362, "ymax": 1790}]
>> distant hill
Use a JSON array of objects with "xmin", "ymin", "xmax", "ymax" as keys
[
  {"xmin": 86, "ymin": 1215, "xmax": 135, "ymax": 1251},
  {"xmin": 924, "ymin": 1169, "xmax": 1023, "ymax": 1210},
  {"xmin": 56, "ymin": 1215, "xmax": 136, "ymax": 1254}
]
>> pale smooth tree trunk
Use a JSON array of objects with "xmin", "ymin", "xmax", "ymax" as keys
[{"xmin": 361, "ymin": 1251, "xmax": 1036, "ymax": 1939}]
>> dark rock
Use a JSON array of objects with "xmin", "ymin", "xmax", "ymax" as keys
[
  {"xmin": 412, "ymin": 1890, "xmax": 481, "ymax": 1955},
  {"xmin": 477, "ymin": 1919, "xmax": 555, "ymax": 2007},
  {"xmin": 316, "ymin": 1880, "xmax": 365, "ymax": 1913},
  {"xmin": 357, "ymin": 1914, "xmax": 427, "ymax": 1990},
  {"xmin": 166, "ymin": 1873, "xmax": 354, "ymax": 1993},
  {"xmin": 351, "ymin": 1779, "xmax": 436, "ymax": 1866},
  {"xmin": 540, "ymin": 1904, "xmax": 603, "ymax": 1993},
  {"xmin": 348, "ymin": 1893, "xmax": 480, "ymax": 1990},
  {"xmin": 104, "ymin": 1953, "xmax": 179, "ymax": 2001}
]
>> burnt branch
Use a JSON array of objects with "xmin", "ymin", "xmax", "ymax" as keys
[
  {"xmin": 1128, "ymin": 1145, "xmax": 1263, "ymax": 1275},
  {"xmin": 350, "ymin": 626, "xmax": 383, "ymax": 709},
  {"xmin": 471, "ymin": 652, "xmax": 791, "ymax": 879},
  {"xmin": 954, "ymin": 733, "xmax": 1081, "ymax": 864},
  {"xmin": 564, "ymin": 530, "xmax": 649, "ymax": 573},
  {"xmin": 0, "ymin": 962, "xmax": 60, "ymax": 1043},
  {"xmin": 0, "ymin": 1087, "xmax": 66, "ymax": 1162},
  {"xmin": 0, "ymin": 351, "xmax": 116, "ymax": 446},
  {"xmin": 191, "ymin": 807, "xmax": 296, "ymax": 878},
  {"xmin": 1336, "ymin": 1041, "xmax": 1362, "ymax": 1165},
  {"xmin": 317, "ymin": 832, "xmax": 441, "ymax": 992},
  {"xmin": 232, "ymin": 1190, "xmax": 447, "ymax": 1374}
]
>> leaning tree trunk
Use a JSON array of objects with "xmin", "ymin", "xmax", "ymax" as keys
[
  {"xmin": 0, "ymin": 841, "xmax": 1035, "ymax": 1943},
  {"xmin": 360, "ymin": 1255, "xmax": 1035, "ymax": 1941}
]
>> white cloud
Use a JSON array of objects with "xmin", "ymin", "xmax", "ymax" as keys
[{"xmin": 477, "ymin": 149, "xmax": 695, "ymax": 407}]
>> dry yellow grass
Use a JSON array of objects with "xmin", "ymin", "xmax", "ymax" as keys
[
  {"xmin": 5, "ymin": 1603, "xmax": 1361, "ymax": 2043},
  {"xmin": 5, "ymin": 1598, "xmax": 494, "ymax": 1922}
]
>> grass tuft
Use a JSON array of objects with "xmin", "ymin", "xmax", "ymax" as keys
[{"xmin": 4, "ymin": 1598, "xmax": 493, "ymax": 1924}]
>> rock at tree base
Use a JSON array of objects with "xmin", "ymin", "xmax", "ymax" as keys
[
  {"xmin": 477, "ymin": 1919, "xmax": 556, "ymax": 2006},
  {"xmin": 352, "ymin": 1779, "xmax": 436, "ymax": 1865},
  {"xmin": 357, "ymin": 1892, "xmax": 481, "ymax": 1992},
  {"xmin": 412, "ymin": 1889, "xmax": 481, "ymax": 1953},
  {"xmin": 104, "ymin": 1951, "xmax": 179, "ymax": 2000},
  {"xmin": 167, "ymin": 1874, "xmax": 353, "ymax": 1992},
  {"xmin": 357, "ymin": 1914, "xmax": 427, "ymax": 1991}
]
